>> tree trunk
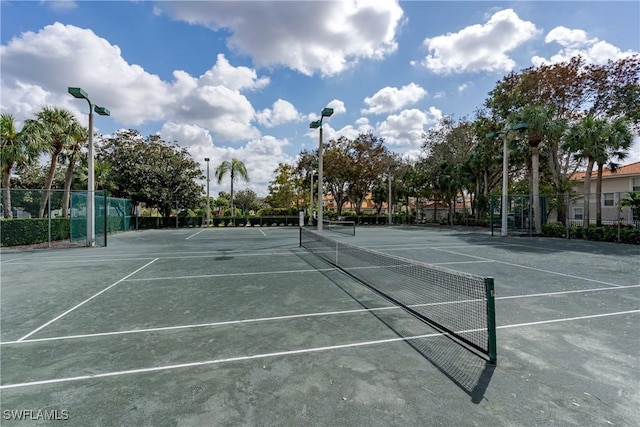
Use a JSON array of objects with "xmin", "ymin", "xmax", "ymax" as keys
[
  {"xmin": 39, "ymin": 153, "xmax": 60, "ymax": 218},
  {"xmin": 582, "ymin": 158, "xmax": 595, "ymax": 228},
  {"xmin": 595, "ymin": 163, "xmax": 604, "ymax": 227},
  {"xmin": 2, "ymin": 167, "xmax": 12, "ymax": 218},
  {"xmin": 230, "ymin": 171, "xmax": 235, "ymax": 217},
  {"xmin": 61, "ymin": 159, "xmax": 76, "ymax": 217},
  {"xmin": 531, "ymin": 145, "xmax": 542, "ymax": 235}
]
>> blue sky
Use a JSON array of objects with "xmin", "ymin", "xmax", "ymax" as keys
[{"xmin": 1, "ymin": 0, "xmax": 639, "ymax": 196}]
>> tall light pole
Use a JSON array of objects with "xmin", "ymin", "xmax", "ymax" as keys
[
  {"xmin": 308, "ymin": 159, "xmax": 317, "ymax": 226},
  {"xmin": 309, "ymin": 107, "xmax": 333, "ymax": 232},
  {"xmin": 388, "ymin": 163, "xmax": 398, "ymax": 225},
  {"xmin": 68, "ymin": 87, "xmax": 110, "ymax": 247},
  {"xmin": 486, "ymin": 123, "xmax": 528, "ymax": 237},
  {"xmin": 204, "ymin": 157, "xmax": 211, "ymax": 227}
]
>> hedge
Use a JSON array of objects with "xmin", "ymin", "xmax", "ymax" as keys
[
  {"xmin": 1, "ymin": 218, "xmax": 70, "ymax": 247},
  {"xmin": 542, "ymin": 222, "xmax": 639, "ymax": 245}
]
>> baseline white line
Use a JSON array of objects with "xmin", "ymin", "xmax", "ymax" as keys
[
  {"xmin": 0, "ymin": 332, "xmax": 443, "ymax": 390},
  {"xmin": 3, "ymin": 257, "xmax": 156, "ymax": 266},
  {"xmin": 498, "ymin": 309, "xmax": 640, "ymax": 329},
  {"xmin": 124, "ymin": 267, "xmax": 336, "ymax": 282},
  {"xmin": 258, "ymin": 229, "xmax": 267, "ymax": 237},
  {"xmin": 185, "ymin": 230, "xmax": 206, "ymax": 240},
  {"xmin": 16, "ymin": 258, "xmax": 159, "ymax": 342},
  {"xmin": 2, "ymin": 309, "xmax": 638, "ymax": 390},
  {"xmin": 3, "ymin": 284, "xmax": 637, "ymax": 346},
  {"xmin": 496, "ymin": 284, "xmax": 640, "ymax": 300},
  {"xmin": 432, "ymin": 247, "xmax": 625, "ymax": 287}
]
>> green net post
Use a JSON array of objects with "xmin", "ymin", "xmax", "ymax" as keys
[{"xmin": 485, "ymin": 277, "xmax": 497, "ymax": 364}]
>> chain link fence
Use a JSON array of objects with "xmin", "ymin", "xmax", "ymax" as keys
[
  {"xmin": 1, "ymin": 188, "xmax": 132, "ymax": 249},
  {"xmin": 490, "ymin": 192, "xmax": 638, "ymax": 241}
]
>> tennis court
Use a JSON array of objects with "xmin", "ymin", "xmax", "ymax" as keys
[{"xmin": 1, "ymin": 226, "xmax": 638, "ymax": 426}]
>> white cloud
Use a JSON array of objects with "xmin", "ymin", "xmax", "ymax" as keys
[
  {"xmin": 308, "ymin": 99, "xmax": 346, "ymax": 122},
  {"xmin": 362, "ymin": 83, "xmax": 426, "ymax": 114},
  {"xmin": 327, "ymin": 99, "xmax": 347, "ymax": 115},
  {"xmin": 157, "ymin": 1, "xmax": 404, "ymax": 76},
  {"xmin": 256, "ymin": 99, "xmax": 302, "ymax": 128},
  {"xmin": 457, "ymin": 83, "xmax": 469, "ymax": 93},
  {"xmin": 159, "ymin": 121, "xmax": 293, "ymax": 197},
  {"xmin": 532, "ymin": 26, "xmax": 638, "ymax": 66},
  {"xmin": 421, "ymin": 9, "xmax": 539, "ymax": 74},
  {"xmin": 378, "ymin": 107, "xmax": 442, "ymax": 148},
  {"xmin": 0, "ymin": 23, "xmax": 267, "ymax": 141},
  {"xmin": 159, "ymin": 121, "xmax": 214, "ymax": 147},
  {"xmin": 42, "ymin": 0, "xmax": 78, "ymax": 12}
]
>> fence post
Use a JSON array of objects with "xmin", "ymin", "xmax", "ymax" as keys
[
  {"xmin": 48, "ymin": 193, "xmax": 52, "ymax": 248},
  {"xmin": 103, "ymin": 190, "xmax": 108, "ymax": 247},
  {"xmin": 489, "ymin": 196, "xmax": 494, "ymax": 236}
]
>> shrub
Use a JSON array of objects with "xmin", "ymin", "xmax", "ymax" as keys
[
  {"xmin": 1, "ymin": 218, "xmax": 70, "ymax": 246},
  {"xmin": 542, "ymin": 222, "xmax": 566, "ymax": 238}
]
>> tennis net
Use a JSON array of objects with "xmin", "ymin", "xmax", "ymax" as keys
[
  {"xmin": 299, "ymin": 227, "xmax": 497, "ymax": 363},
  {"xmin": 322, "ymin": 219, "xmax": 356, "ymax": 236}
]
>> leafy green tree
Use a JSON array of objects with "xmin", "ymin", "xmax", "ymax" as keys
[
  {"xmin": 215, "ymin": 158, "xmax": 249, "ymax": 217},
  {"xmin": 234, "ymin": 189, "xmax": 261, "ymax": 214},
  {"xmin": 344, "ymin": 132, "xmax": 390, "ymax": 215},
  {"xmin": 266, "ymin": 163, "xmax": 299, "ymax": 209},
  {"xmin": 20, "ymin": 107, "xmax": 83, "ymax": 217},
  {"xmin": 96, "ymin": 130, "xmax": 204, "ymax": 221},
  {"xmin": 323, "ymin": 137, "xmax": 354, "ymax": 216}
]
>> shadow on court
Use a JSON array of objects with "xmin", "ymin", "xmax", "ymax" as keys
[{"xmin": 297, "ymin": 250, "xmax": 496, "ymax": 404}]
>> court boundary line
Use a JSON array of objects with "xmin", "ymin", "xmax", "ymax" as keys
[
  {"xmin": 123, "ymin": 267, "xmax": 337, "ymax": 282},
  {"xmin": 3, "ymin": 284, "xmax": 638, "ymax": 346},
  {"xmin": 16, "ymin": 258, "xmax": 159, "ymax": 342},
  {"xmin": 185, "ymin": 230, "xmax": 206, "ymax": 240},
  {"xmin": 431, "ymin": 247, "xmax": 625, "ymax": 288},
  {"xmin": 1, "ymin": 309, "xmax": 637, "ymax": 390},
  {"xmin": 0, "ymin": 250, "xmax": 302, "ymax": 265}
]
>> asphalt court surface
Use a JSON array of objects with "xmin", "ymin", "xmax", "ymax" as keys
[{"xmin": 1, "ymin": 225, "xmax": 638, "ymax": 426}]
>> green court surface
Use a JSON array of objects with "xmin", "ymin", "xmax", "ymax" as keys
[{"xmin": 1, "ymin": 226, "xmax": 638, "ymax": 426}]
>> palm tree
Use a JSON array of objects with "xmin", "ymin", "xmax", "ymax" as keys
[
  {"xmin": 215, "ymin": 158, "xmax": 249, "ymax": 217},
  {"xmin": 618, "ymin": 192, "xmax": 640, "ymax": 228},
  {"xmin": 510, "ymin": 105, "xmax": 565, "ymax": 234},
  {"xmin": 564, "ymin": 115, "xmax": 609, "ymax": 227},
  {"xmin": 1, "ymin": 113, "xmax": 44, "ymax": 218},
  {"xmin": 593, "ymin": 118, "xmax": 632, "ymax": 226},
  {"xmin": 60, "ymin": 125, "xmax": 88, "ymax": 217},
  {"xmin": 21, "ymin": 107, "xmax": 83, "ymax": 217}
]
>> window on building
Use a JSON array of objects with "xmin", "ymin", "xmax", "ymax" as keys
[
  {"xmin": 603, "ymin": 193, "xmax": 614, "ymax": 206},
  {"xmin": 633, "ymin": 177, "xmax": 640, "ymax": 192},
  {"xmin": 574, "ymin": 207, "xmax": 583, "ymax": 220}
]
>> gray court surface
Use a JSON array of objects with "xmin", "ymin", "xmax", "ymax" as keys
[{"xmin": 1, "ymin": 225, "xmax": 638, "ymax": 426}]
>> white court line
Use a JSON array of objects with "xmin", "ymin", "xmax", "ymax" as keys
[
  {"xmin": 1, "ymin": 309, "xmax": 637, "ymax": 390},
  {"xmin": 496, "ymin": 284, "xmax": 640, "ymax": 300},
  {"xmin": 3, "ymin": 257, "xmax": 155, "ymax": 266},
  {"xmin": 123, "ymin": 267, "xmax": 336, "ymax": 282},
  {"xmin": 2, "ymin": 251, "xmax": 298, "ymax": 266},
  {"xmin": 258, "ymin": 228, "xmax": 267, "ymax": 237},
  {"xmin": 3, "ymin": 284, "xmax": 637, "ymax": 346},
  {"xmin": 16, "ymin": 258, "xmax": 159, "ymax": 342},
  {"xmin": 431, "ymin": 247, "xmax": 625, "ymax": 288},
  {"xmin": 185, "ymin": 229, "xmax": 206, "ymax": 240}
]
